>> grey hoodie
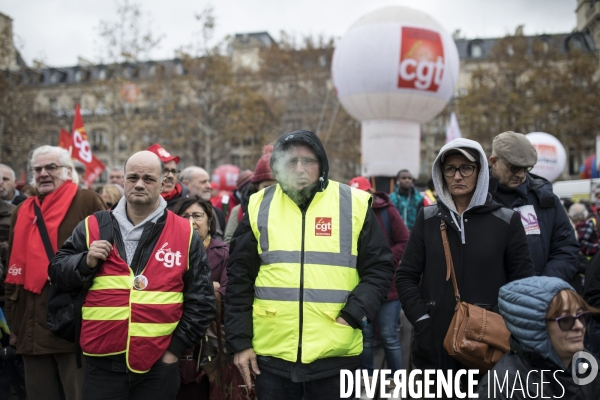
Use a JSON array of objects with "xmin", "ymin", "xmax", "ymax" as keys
[
  {"xmin": 112, "ymin": 196, "xmax": 167, "ymax": 265},
  {"xmin": 431, "ymin": 138, "xmax": 490, "ymax": 244}
]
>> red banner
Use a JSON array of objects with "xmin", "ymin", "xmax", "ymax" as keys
[{"xmin": 57, "ymin": 105, "xmax": 106, "ymax": 187}]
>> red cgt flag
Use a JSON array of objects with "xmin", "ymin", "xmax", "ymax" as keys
[
  {"xmin": 58, "ymin": 129, "xmax": 72, "ymax": 150},
  {"xmin": 57, "ymin": 105, "xmax": 106, "ymax": 188}
]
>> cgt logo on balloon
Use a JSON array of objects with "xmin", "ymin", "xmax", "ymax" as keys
[{"xmin": 398, "ymin": 27, "xmax": 445, "ymax": 92}]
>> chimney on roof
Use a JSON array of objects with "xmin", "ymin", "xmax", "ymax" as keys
[
  {"xmin": 452, "ymin": 29, "xmax": 461, "ymax": 40},
  {"xmin": 515, "ymin": 25, "xmax": 524, "ymax": 36},
  {"xmin": 78, "ymin": 57, "xmax": 94, "ymax": 67}
]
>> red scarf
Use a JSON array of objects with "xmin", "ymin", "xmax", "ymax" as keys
[
  {"xmin": 161, "ymin": 182, "xmax": 182, "ymax": 202},
  {"xmin": 6, "ymin": 182, "xmax": 78, "ymax": 294}
]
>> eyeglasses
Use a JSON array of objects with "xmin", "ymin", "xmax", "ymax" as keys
[
  {"xmin": 286, "ymin": 157, "xmax": 319, "ymax": 169},
  {"xmin": 165, "ymin": 168, "xmax": 180, "ymax": 175},
  {"xmin": 502, "ymin": 160, "xmax": 533, "ymax": 174},
  {"xmin": 442, "ymin": 165, "xmax": 477, "ymax": 178},
  {"xmin": 182, "ymin": 212, "xmax": 205, "ymax": 221},
  {"xmin": 546, "ymin": 312, "xmax": 594, "ymax": 331},
  {"xmin": 31, "ymin": 163, "xmax": 66, "ymax": 175}
]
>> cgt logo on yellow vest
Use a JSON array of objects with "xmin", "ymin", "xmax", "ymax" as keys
[
  {"xmin": 154, "ymin": 242, "xmax": 182, "ymax": 268},
  {"xmin": 315, "ymin": 217, "xmax": 332, "ymax": 236}
]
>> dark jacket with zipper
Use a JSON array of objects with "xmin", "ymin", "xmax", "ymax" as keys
[
  {"xmin": 489, "ymin": 173, "xmax": 578, "ymax": 281},
  {"xmin": 48, "ymin": 209, "xmax": 215, "ymax": 362},
  {"xmin": 225, "ymin": 130, "xmax": 395, "ymax": 381},
  {"xmin": 397, "ymin": 138, "xmax": 535, "ymax": 372},
  {"xmin": 397, "ymin": 200, "xmax": 535, "ymax": 371}
]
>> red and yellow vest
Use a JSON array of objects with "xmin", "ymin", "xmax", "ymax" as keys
[{"xmin": 79, "ymin": 211, "xmax": 193, "ymax": 373}]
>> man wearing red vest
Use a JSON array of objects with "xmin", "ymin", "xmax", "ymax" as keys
[{"xmin": 49, "ymin": 151, "xmax": 215, "ymax": 400}]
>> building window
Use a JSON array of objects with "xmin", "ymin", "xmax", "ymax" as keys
[
  {"xmin": 175, "ymin": 63, "xmax": 185, "ymax": 76},
  {"xmin": 469, "ymin": 41, "xmax": 483, "ymax": 58},
  {"xmin": 98, "ymin": 68, "xmax": 107, "ymax": 81},
  {"xmin": 91, "ymin": 129, "xmax": 108, "ymax": 152},
  {"xmin": 49, "ymin": 97, "xmax": 57, "ymax": 112},
  {"xmin": 50, "ymin": 71, "xmax": 65, "ymax": 84},
  {"xmin": 47, "ymin": 131, "xmax": 59, "ymax": 146}
]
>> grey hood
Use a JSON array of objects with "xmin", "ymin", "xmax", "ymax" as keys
[{"xmin": 431, "ymin": 138, "xmax": 489, "ymax": 243}]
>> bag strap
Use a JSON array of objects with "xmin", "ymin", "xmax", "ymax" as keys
[
  {"xmin": 33, "ymin": 202, "xmax": 55, "ymax": 261},
  {"xmin": 440, "ymin": 220, "xmax": 460, "ymax": 307}
]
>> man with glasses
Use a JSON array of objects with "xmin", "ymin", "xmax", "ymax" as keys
[
  {"xmin": 226, "ymin": 130, "xmax": 395, "ymax": 400},
  {"xmin": 489, "ymin": 131, "xmax": 578, "ymax": 281},
  {"xmin": 5, "ymin": 146, "xmax": 105, "ymax": 400},
  {"xmin": 146, "ymin": 143, "xmax": 189, "ymax": 211}
]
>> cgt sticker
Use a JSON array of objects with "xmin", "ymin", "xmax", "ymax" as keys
[{"xmin": 315, "ymin": 217, "xmax": 332, "ymax": 236}]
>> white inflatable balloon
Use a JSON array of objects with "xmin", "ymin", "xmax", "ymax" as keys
[
  {"xmin": 526, "ymin": 132, "xmax": 567, "ymax": 182},
  {"xmin": 332, "ymin": 6, "xmax": 459, "ymax": 177}
]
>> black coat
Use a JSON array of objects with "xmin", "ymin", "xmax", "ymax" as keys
[
  {"xmin": 477, "ymin": 338, "xmax": 600, "ymax": 399},
  {"xmin": 48, "ymin": 209, "xmax": 216, "ymax": 359},
  {"xmin": 396, "ymin": 198, "xmax": 535, "ymax": 371},
  {"xmin": 224, "ymin": 130, "xmax": 395, "ymax": 381},
  {"xmin": 489, "ymin": 173, "xmax": 579, "ymax": 281}
]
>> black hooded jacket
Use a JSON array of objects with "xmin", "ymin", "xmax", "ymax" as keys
[
  {"xmin": 224, "ymin": 130, "xmax": 395, "ymax": 381},
  {"xmin": 489, "ymin": 172, "xmax": 578, "ymax": 281}
]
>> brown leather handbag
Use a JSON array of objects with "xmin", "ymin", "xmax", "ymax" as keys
[{"xmin": 440, "ymin": 220, "xmax": 511, "ymax": 371}]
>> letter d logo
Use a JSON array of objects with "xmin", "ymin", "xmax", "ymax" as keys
[{"xmin": 572, "ymin": 351, "xmax": 598, "ymax": 385}]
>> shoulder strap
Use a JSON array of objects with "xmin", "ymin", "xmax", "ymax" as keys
[
  {"xmin": 381, "ymin": 208, "xmax": 392, "ymax": 238},
  {"xmin": 440, "ymin": 220, "xmax": 460, "ymax": 308},
  {"xmin": 33, "ymin": 202, "xmax": 55, "ymax": 261},
  {"xmin": 94, "ymin": 210, "xmax": 114, "ymax": 244}
]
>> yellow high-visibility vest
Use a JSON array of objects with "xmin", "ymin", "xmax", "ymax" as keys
[{"xmin": 247, "ymin": 180, "xmax": 370, "ymax": 363}]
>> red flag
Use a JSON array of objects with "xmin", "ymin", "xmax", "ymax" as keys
[
  {"xmin": 58, "ymin": 129, "xmax": 73, "ymax": 152},
  {"xmin": 70, "ymin": 104, "xmax": 105, "ymax": 187},
  {"xmin": 84, "ymin": 155, "xmax": 106, "ymax": 188}
]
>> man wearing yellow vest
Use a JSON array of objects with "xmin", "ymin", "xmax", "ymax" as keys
[
  {"xmin": 49, "ymin": 151, "xmax": 216, "ymax": 400},
  {"xmin": 225, "ymin": 130, "xmax": 395, "ymax": 399}
]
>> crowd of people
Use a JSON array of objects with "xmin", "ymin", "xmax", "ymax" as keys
[{"xmin": 0, "ymin": 129, "xmax": 599, "ymax": 400}]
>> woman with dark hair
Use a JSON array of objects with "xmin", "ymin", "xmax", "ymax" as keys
[
  {"xmin": 173, "ymin": 196, "xmax": 227, "ymax": 296},
  {"xmin": 174, "ymin": 196, "xmax": 251, "ymax": 400}
]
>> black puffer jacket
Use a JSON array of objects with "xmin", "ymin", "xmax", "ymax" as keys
[
  {"xmin": 48, "ymin": 209, "xmax": 215, "ymax": 359},
  {"xmin": 489, "ymin": 173, "xmax": 579, "ymax": 281},
  {"xmin": 225, "ymin": 130, "xmax": 395, "ymax": 381}
]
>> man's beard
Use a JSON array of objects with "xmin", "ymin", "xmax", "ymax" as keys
[{"xmin": 280, "ymin": 181, "xmax": 318, "ymax": 207}]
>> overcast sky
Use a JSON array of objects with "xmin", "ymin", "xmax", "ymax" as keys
[{"xmin": 1, "ymin": 0, "xmax": 578, "ymax": 67}]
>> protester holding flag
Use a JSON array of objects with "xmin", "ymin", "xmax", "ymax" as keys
[{"xmin": 4, "ymin": 146, "xmax": 105, "ymax": 400}]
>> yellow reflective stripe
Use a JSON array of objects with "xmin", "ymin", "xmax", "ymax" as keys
[
  {"xmin": 89, "ymin": 275, "xmax": 132, "ymax": 290},
  {"xmin": 85, "ymin": 217, "xmax": 90, "ymax": 250},
  {"xmin": 130, "ymin": 291, "xmax": 183, "ymax": 304},
  {"xmin": 129, "ymin": 322, "xmax": 178, "ymax": 337},
  {"xmin": 83, "ymin": 350, "xmax": 126, "ymax": 357},
  {"xmin": 82, "ymin": 306, "xmax": 129, "ymax": 321}
]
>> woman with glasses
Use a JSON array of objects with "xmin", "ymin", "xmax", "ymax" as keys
[
  {"xmin": 173, "ymin": 196, "xmax": 228, "ymax": 296},
  {"xmin": 397, "ymin": 138, "xmax": 535, "ymax": 374},
  {"xmin": 173, "ymin": 196, "xmax": 247, "ymax": 400},
  {"xmin": 477, "ymin": 276, "xmax": 600, "ymax": 398}
]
